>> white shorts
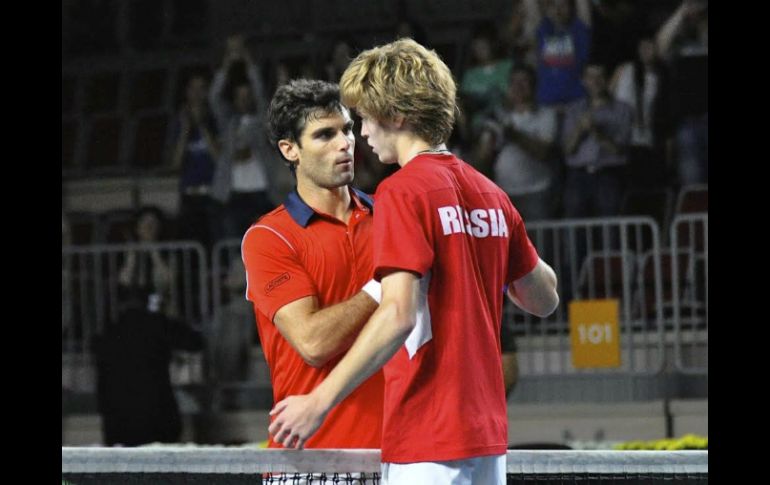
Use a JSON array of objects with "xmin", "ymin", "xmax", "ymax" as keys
[{"xmin": 381, "ymin": 454, "xmax": 505, "ymax": 485}]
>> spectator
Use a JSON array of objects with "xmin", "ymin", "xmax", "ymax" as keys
[
  {"xmin": 94, "ymin": 303, "xmax": 203, "ymax": 446},
  {"xmin": 610, "ymin": 33, "xmax": 672, "ymax": 189},
  {"xmin": 656, "ymin": 0, "xmax": 708, "ymax": 186},
  {"xmin": 170, "ymin": 72, "xmax": 221, "ymax": 250},
  {"xmin": 478, "ymin": 65, "xmax": 559, "ymax": 221},
  {"xmin": 460, "ymin": 24, "xmax": 515, "ymax": 136},
  {"xmin": 117, "ymin": 207, "xmax": 173, "ymax": 316},
  {"xmin": 562, "ymin": 62, "xmax": 633, "ymax": 218},
  {"xmin": 209, "ymin": 34, "xmax": 277, "ymax": 239},
  {"xmin": 96, "ymin": 209, "xmax": 203, "ymax": 446},
  {"xmin": 529, "ymin": 0, "xmax": 593, "ymax": 110}
]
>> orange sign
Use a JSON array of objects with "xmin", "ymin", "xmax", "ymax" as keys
[{"xmin": 569, "ymin": 299, "xmax": 621, "ymax": 369}]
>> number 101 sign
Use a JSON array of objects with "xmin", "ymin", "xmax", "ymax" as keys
[{"xmin": 568, "ymin": 299, "xmax": 621, "ymax": 369}]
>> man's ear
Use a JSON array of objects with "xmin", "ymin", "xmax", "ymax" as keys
[
  {"xmin": 392, "ymin": 114, "xmax": 406, "ymax": 129},
  {"xmin": 278, "ymin": 139, "xmax": 299, "ymax": 163}
]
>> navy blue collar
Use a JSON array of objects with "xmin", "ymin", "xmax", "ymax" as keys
[{"xmin": 285, "ymin": 187, "xmax": 374, "ymax": 227}]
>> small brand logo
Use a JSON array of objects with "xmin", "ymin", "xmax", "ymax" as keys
[{"xmin": 265, "ymin": 273, "xmax": 290, "ymax": 294}]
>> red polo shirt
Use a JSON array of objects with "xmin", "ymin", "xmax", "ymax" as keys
[{"xmin": 241, "ymin": 187, "xmax": 384, "ymax": 448}]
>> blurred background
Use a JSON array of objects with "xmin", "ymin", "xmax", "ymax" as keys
[{"xmin": 62, "ymin": 0, "xmax": 707, "ymax": 449}]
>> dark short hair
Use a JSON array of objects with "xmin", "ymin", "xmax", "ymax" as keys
[
  {"xmin": 267, "ymin": 79, "xmax": 344, "ymax": 155},
  {"xmin": 135, "ymin": 206, "xmax": 165, "ymax": 225},
  {"xmin": 133, "ymin": 206, "xmax": 167, "ymax": 239},
  {"xmin": 583, "ymin": 53, "xmax": 609, "ymax": 72}
]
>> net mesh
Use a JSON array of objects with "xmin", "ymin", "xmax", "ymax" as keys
[{"xmin": 62, "ymin": 447, "xmax": 708, "ymax": 484}]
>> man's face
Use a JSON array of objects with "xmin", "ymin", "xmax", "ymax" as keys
[
  {"xmin": 359, "ymin": 112, "xmax": 399, "ymax": 165},
  {"xmin": 136, "ymin": 213, "xmax": 160, "ymax": 241},
  {"xmin": 583, "ymin": 65, "xmax": 607, "ymax": 98},
  {"xmin": 292, "ymin": 108, "xmax": 356, "ymax": 189},
  {"xmin": 551, "ymin": 0, "xmax": 572, "ymax": 26}
]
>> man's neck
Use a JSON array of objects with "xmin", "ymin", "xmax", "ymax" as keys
[
  {"xmin": 397, "ymin": 135, "xmax": 447, "ymax": 168},
  {"xmin": 296, "ymin": 182, "xmax": 352, "ymax": 223}
]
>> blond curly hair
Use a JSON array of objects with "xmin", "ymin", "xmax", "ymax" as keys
[{"xmin": 340, "ymin": 38, "xmax": 458, "ymax": 146}]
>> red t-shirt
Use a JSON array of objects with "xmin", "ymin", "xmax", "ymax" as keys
[
  {"xmin": 373, "ymin": 153, "xmax": 539, "ymax": 463},
  {"xmin": 241, "ymin": 188, "xmax": 384, "ymax": 448}
]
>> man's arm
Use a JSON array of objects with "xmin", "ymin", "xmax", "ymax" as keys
[
  {"xmin": 171, "ymin": 115, "xmax": 191, "ymax": 169},
  {"xmin": 501, "ymin": 351, "xmax": 519, "ymax": 397},
  {"xmin": 593, "ymin": 103, "xmax": 632, "ymax": 156},
  {"xmin": 268, "ymin": 271, "xmax": 419, "ymax": 449},
  {"xmin": 507, "ymin": 258, "xmax": 559, "ymax": 317},
  {"xmin": 656, "ymin": 1, "xmax": 690, "ymax": 59},
  {"xmin": 244, "ymin": 54, "xmax": 266, "ymax": 108},
  {"xmin": 576, "ymin": 0, "xmax": 592, "ymax": 28},
  {"xmin": 273, "ymin": 291, "xmax": 379, "ymax": 368},
  {"xmin": 242, "ymin": 226, "xmax": 380, "ymax": 368},
  {"xmin": 209, "ymin": 67, "xmax": 230, "ymax": 132},
  {"xmin": 591, "ymin": 125, "xmax": 620, "ymax": 155},
  {"xmin": 564, "ymin": 111, "xmax": 592, "ymax": 155},
  {"xmin": 505, "ymin": 122, "xmax": 553, "ymax": 160}
]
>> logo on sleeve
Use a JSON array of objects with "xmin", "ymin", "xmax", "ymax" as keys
[{"xmin": 265, "ymin": 272, "xmax": 290, "ymax": 294}]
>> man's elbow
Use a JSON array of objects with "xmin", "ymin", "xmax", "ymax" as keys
[
  {"xmin": 296, "ymin": 342, "xmax": 335, "ymax": 369},
  {"xmin": 381, "ymin": 299, "xmax": 416, "ymax": 340},
  {"xmin": 532, "ymin": 291, "xmax": 559, "ymax": 318}
]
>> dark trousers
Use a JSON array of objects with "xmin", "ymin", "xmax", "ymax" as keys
[
  {"xmin": 564, "ymin": 166, "xmax": 625, "ymax": 219},
  {"xmin": 676, "ymin": 113, "xmax": 708, "ymax": 186}
]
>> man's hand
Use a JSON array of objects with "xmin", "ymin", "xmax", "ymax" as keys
[
  {"xmin": 268, "ymin": 393, "xmax": 329, "ymax": 449},
  {"xmin": 579, "ymin": 112, "xmax": 594, "ymax": 133}
]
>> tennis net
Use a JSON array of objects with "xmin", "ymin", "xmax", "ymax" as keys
[{"xmin": 62, "ymin": 447, "xmax": 708, "ymax": 484}]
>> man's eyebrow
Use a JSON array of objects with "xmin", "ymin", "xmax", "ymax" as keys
[{"xmin": 310, "ymin": 126, "xmax": 335, "ymax": 137}]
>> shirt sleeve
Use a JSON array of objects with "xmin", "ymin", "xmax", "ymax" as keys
[
  {"xmin": 241, "ymin": 225, "xmax": 317, "ymax": 322},
  {"xmin": 507, "ymin": 208, "xmax": 540, "ymax": 283},
  {"xmin": 372, "ymin": 186, "xmax": 435, "ymax": 280}
]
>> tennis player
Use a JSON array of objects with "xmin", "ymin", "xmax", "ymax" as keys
[
  {"xmin": 269, "ymin": 39, "xmax": 559, "ymax": 485},
  {"xmin": 242, "ymin": 79, "xmax": 384, "ymax": 449}
]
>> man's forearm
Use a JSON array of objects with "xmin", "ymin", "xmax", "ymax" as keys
[
  {"xmin": 200, "ymin": 128, "xmax": 220, "ymax": 159},
  {"xmin": 301, "ymin": 292, "xmax": 379, "ymax": 366},
  {"xmin": 565, "ymin": 127, "xmax": 587, "ymax": 155},
  {"xmin": 509, "ymin": 128, "xmax": 552, "ymax": 160},
  {"xmin": 312, "ymin": 296, "xmax": 414, "ymax": 413},
  {"xmin": 591, "ymin": 127, "xmax": 621, "ymax": 155}
]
